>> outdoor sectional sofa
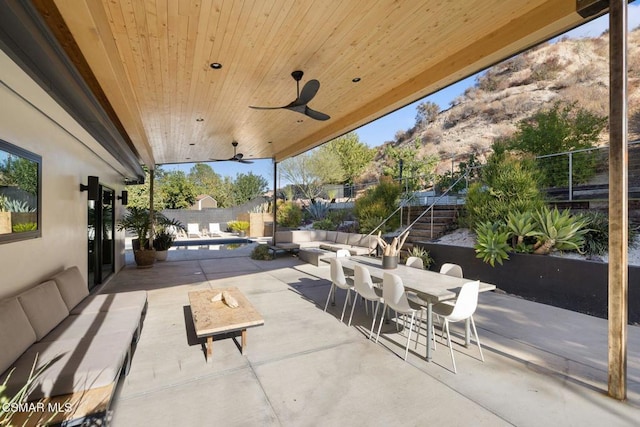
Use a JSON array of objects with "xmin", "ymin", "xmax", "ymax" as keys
[
  {"xmin": 275, "ymin": 230, "xmax": 377, "ymax": 265},
  {"xmin": 0, "ymin": 266, "xmax": 146, "ymax": 422}
]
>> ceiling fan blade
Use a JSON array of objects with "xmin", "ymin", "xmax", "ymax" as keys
[
  {"xmin": 249, "ymin": 105, "xmax": 287, "ymax": 110},
  {"xmin": 305, "ymin": 106, "xmax": 330, "ymax": 121},
  {"xmin": 297, "ymin": 79, "xmax": 320, "ymax": 105},
  {"xmin": 239, "ymin": 159, "xmax": 254, "ymax": 164}
]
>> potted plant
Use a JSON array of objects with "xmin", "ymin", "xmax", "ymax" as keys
[
  {"xmin": 117, "ymin": 207, "xmax": 155, "ymax": 268},
  {"xmin": 117, "ymin": 208, "xmax": 184, "ymax": 268},
  {"xmin": 152, "ymin": 217, "xmax": 185, "ymax": 261}
]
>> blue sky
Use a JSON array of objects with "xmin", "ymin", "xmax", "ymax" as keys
[{"xmin": 164, "ymin": 5, "xmax": 640, "ymax": 183}]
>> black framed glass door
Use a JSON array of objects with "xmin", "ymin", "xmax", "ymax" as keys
[{"xmin": 88, "ymin": 185, "xmax": 115, "ymax": 289}]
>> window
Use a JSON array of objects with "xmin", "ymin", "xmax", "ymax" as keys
[{"xmin": 0, "ymin": 139, "xmax": 41, "ymax": 243}]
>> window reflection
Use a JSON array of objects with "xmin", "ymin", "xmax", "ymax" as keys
[{"xmin": 0, "ymin": 139, "xmax": 41, "ymax": 243}]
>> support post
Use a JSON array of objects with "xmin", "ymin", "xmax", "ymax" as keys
[
  {"xmin": 273, "ymin": 160, "xmax": 278, "ymax": 244},
  {"xmin": 608, "ymin": 0, "xmax": 628, "ymax": 401},
  {"xmin": 149, "ymin": 167, "xmax": 155, "ymax": 246},
  {"xmin": 568, "ymin": 152, "xmax": 573, "ymax": 201}
]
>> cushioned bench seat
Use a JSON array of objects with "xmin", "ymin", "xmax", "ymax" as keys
[
  {"xmin": 0, "ymin": 265, "xmax": 147, "ymax": 407},
  {"xmin": 40, "ymin": 309, "xmax": 143, "ymax": 343},
  {"xmin": 69, "ymin": 291, "xmax": 148, "ymax": 315},
  {"xmin": 4, "ymin": 332, "xmax": 132, "ymax": 400}
]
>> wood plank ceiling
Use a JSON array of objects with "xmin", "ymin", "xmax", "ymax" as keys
[{"xmin": 46, "ymin": 0, "xmax": 590, "ymax": 167}]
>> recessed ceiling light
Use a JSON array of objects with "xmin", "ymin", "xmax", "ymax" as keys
[
  {"xmin": 189, "ymin": 143, "xmax": 195, "ymax": 146},
  {"xmin": 210, "ymin": 62, "xmax": 222, "ymax": 69},
  {"xmin": 297, "ymin": 119, "xmax": 304, "ymax": 123},
  {"xmin": 352, "ymin": 77, "xmax": 361, "ymax": 83},
  {"xmin": 196, "ymin": 118, "xmax": 204, "ymax": 122},
  {"xmin": 268, "ymin": 141, "xmax": 272, "ymax": 144},
  {"xmin": 186, "ymin": 157, "xmax": 191, "ymax": 160}
]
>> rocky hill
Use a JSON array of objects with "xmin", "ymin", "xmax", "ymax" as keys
[{"xmin": 364, "ymin": 28, "xmax": 640, "ymax": 179}]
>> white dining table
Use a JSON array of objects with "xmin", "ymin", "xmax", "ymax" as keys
[{"xmin": 337, "ymin": 256, "xmax": 496, "ymax": 361}]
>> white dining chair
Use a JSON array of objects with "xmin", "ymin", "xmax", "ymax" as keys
[
  {"xmin": 432, "ymin": 280, "xmax": 484, "ymax": 373},
  {"xmin": 376, "ymin": 272, "xmax": 424, "ymax": 361},
  {"xmin": 324, "ymin": 258, "xmax": 354, "ymax": 323},
  {"xmin": 348, "ymin": 264, "xmax": 383, "ymax": 339},
  {"xmin": 405, "ymin": 256, "xmax": 424, "ymax": 269},
  {"xmin": 440, "ymin": 263, "xmax": 463, "ymax": 278}
]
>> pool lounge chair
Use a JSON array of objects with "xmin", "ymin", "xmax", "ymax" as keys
[{"xmin": 187, "ymin": 223, "xmax": 203, "ymax": 238}]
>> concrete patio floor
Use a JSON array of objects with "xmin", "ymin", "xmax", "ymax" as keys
[{"xmin": 103, "ymin": 248, "xmax": 640, "ymax": 426}]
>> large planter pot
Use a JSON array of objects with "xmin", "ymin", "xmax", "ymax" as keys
[
  {"xmin": 418, "ymin": 242, "xmax": 640, "ymax": 323},
  {"xmin": 155, "ymin": 250, "xmax": 169, "ymax": 261},
  {"xmin": 381, "ymin": 255, "xmax": 399, "ymax": 269},
  {"xmin": 134, "ymin": 249, "xmax": 156, "ymax": 268}
]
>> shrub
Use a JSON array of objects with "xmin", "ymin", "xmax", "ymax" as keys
[
  {"xmin": 312, "ymin": 218, "xmax": 334, "ymax": 230},
  {"xmin": 464, "ymin": 147, "xmax": 544, "ymax": 228},
  {"xmin": 353, "ymin": 178, "xmax": 401, "ymax": 233},
  {"xmin": 12, "ymin": 222, "xmax": 37, "ymax": 232},
  {"xmin": 250, "ymin": 244, "xmax": 272, "ymax": 260},
  {"xmin": 406, "ymin": 246, "xmax": 433, "ymax": 269},
  {"xmin": 580, "ymin": 211, "xmax": 637, "ymax": 256},
  {"xmin": 227, "ymin": 220, "xmax": 249, "ymax": 233},
  {"xmin": 277, "ymin": 201, "xmax": 302, "ymax": 228}
]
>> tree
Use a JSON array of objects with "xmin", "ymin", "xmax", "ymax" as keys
[
  {"xmin": 382, "ymin": 138, "xmax": 439, "ymax": 191},
  {"xmin": 279, "ymin": 149, "xmax": 345, "ymax": 200},
  {"xmin": 127, "ymin": 166, "xmax": 167, "ymax": 211},
  {"xmin": 188, "ymin": 163, "xmax": 221, "ymax": 196},
  {"xmin": 158, "ymin": 170, "xmax": 196, "ymax": 209},
  {"xmin": 232, "ymin": 172, "xmax": 268, "ymax": 205},
  {"xmin": 415, "ymin": 101, "xmax": 440, "ymax": 129},
  {"xmin": 507, "ymin": 102, "xmax": 607, "ymax": 187},
  {"xmin": 0, "ymin": 156, "xmax": 38, "ymax": 195},
  {"xmin": 322, "ymin": 132, "xmax": 374, "ymax": 184}
]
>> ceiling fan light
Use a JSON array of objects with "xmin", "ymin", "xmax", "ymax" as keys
[{"xmin": 352, "ymin": 77, "xmax": 361, "ymax": 83}]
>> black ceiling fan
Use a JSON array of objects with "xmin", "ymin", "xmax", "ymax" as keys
[
  {"xmin": 249, "ymin": 70, "xmax": 330, "ymax": 121},
  {"xmin": 210, "ymin": 141, "xmax": 253, "ymax": 164}
]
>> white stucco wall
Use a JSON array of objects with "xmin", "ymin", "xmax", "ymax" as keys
[{"xmin": 0, "ymin": 49, "xmax": 134, "ymax": 298}]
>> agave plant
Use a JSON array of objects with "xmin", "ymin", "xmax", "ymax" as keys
[
  {"xmin": 307, "ymin": 201, "xmax": 329, "ymax": 220},
  {"xmin": 531, "ymin": 206, "xmax": 590, "ymax": 255},
  {"xmin": 474, "ymin": 221, "xmax": 511, "ymax": 267},
  {"xmin": 4, "ymin": 198, "xmax": 35, "ymax": 212},
  {"xmin": 506, "ymin": 210, "xmax": 538, "ymax": 252}
]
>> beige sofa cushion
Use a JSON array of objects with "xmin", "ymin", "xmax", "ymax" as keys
[
  {"xmin": 3, "ymin": 333, "xmax": 131, "ymax": 400},
  {"xmin": 290, "ymin": 230, "xmax": 311, "ymax": 243},
  {"xmin": 71, "ymin": 290, "xmax": 147, "ymax": 315},
  {"xmin": 335, "ymin": 232, "xmax": 350, "ymax": 245},
  {"xmin": 325, "ymin": 231, "xmax": 338, "ymax": 242},
  {"xmin": 42, "ymin": 309, "xmax": 142, "ymax": 343},
  {"xmin": 18, "ymin": 281, "xmax": 69, "ymax": 341},
  {"xmin": 309, "ymin": 229, "xmax": 327, "ymax": 241},
  {"xmin": 51, "ymin": 266, "xmax": 89, "ymax": 311},
  {"xmin": 0, "ymin": 298, "xmax": 37, "ymax": 374},
  {"xmin": 347, "ymin": 233, "xmax": 366, "ymax": 246}
]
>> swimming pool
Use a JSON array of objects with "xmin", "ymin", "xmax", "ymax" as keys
[{"xmin": 172, "ymin": 238, "xmax": 252, "ymax": 247}]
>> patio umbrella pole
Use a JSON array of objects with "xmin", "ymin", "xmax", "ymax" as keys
[{"xmin": 608, "ymin": 0, "xmax": 628, "ymax": 401}]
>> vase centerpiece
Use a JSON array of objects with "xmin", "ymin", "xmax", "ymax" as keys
[{"xmin": 376, "ymin": 230, "xmax": 410, "ymax": 269}]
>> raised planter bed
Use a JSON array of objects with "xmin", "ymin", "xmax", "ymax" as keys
[{"xmin": 417, "ymin": 242, "xmax": 640, "ymax": 324}]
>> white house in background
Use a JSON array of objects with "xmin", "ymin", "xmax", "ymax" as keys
[{"xmin": 191, "ymin": 194, "xmax": 217, "ymax": 210}]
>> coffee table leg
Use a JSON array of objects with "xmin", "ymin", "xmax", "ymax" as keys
[
  {"xmin": 206, "ymin": 336, "xmax": 213, "ymax": 362},
  {"xmin": 241, "ymin": 329, "xmax": 247, "ymax": 355}
]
